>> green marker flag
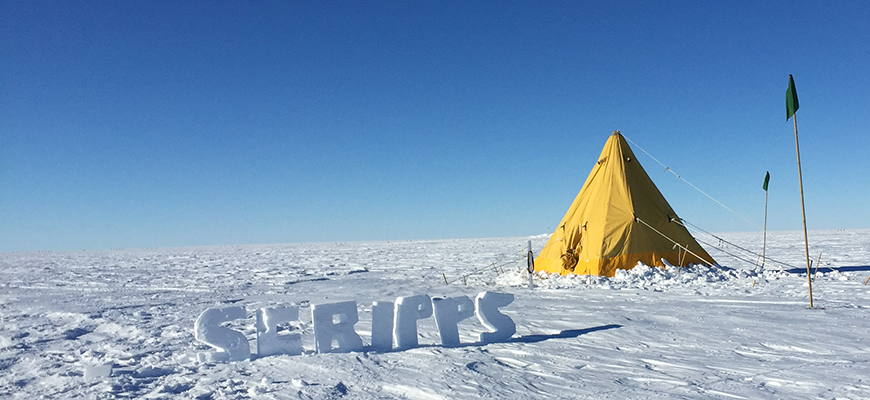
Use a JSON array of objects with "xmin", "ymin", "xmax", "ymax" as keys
[
  {"xmin": 763, "ymin": 171, "xmax": 770, "ymax": 191},
  {"xmin": 786, "ymin": 74, "xmax": 799, "ymax": 120}
]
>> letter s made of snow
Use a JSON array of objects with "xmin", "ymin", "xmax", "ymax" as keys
[
  {"xmin": 194, "ymin": 306, "xmax": 251, "ymax": 362},
  {"xmin": 475, "ymin": 291, "xmax": 516, "ymax": 344}
]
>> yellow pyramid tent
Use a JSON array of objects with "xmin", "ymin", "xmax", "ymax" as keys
[{"xmin": 535, "ymin": 131, "xmax": 715, "ymax": 277}]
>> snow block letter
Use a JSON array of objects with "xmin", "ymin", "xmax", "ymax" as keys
[
  {"xmin": 255, "ymin": 306, "xmax": 302, "ymax": 357},
  {"xmin": 370, "ymin": 301, "xmax": 394, "ymax": 351},
  {"xmin": 475, "ymin": 292, "xmax": 516, "ymax": 344},
  {"xmin": 432, "ymin": 296, "xmax": 475, "ymax": 347},
  {"xmin": 393, "ymin": 294, "xmax": 433, "ymax": 349},
  {"xmin": 194, "ymin": 306, "xmax": 251, "ymax": 362},
  {"xmin": 311, "ymin": 301, "xmax": 364, "ymax": 353}
]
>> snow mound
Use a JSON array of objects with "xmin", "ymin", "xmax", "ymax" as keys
[{"xmin": 494, "ymin": 261, "xmax": 789, "ymax": 294}]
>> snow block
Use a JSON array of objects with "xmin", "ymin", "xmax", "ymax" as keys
[
  {"xmin": 311, "ymin": 301, "xmax": 364, "ymax": 353},
  {"xmin": 432, "ymin": 296, "xmax": 475, "ymax": 346},
  {"xmin": 475, "ymin": 292, "xmax": 516, "ymax": 344},
  {"xmin": 194, "ymin": 306, "xmax": 251, "ymax": 362},
  {"xmin": 370, "ymin": 301, "xmax": 394, "ymax": 351},
  {"xmin": 256, "ymin": 306, "xmax": 302, "ymax": 357},
  {"xmin": 83, "ymin": 362, "xmax": 112, "ymax": 381},
  {"xmin": 393, "ymin": 294, "xmax": 433, "ymax": 349}
]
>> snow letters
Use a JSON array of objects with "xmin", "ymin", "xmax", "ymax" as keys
[{"xmin": 193, "ymin": 291, "xmax": 515, "ymax": 362}]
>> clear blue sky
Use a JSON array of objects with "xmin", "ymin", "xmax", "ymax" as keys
[{"xmin": 2, "ymin": 1, "xmax": 869, "ymax": 252}]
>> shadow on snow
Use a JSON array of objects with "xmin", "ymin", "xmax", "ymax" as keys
[
  {"xmin": 785, "ymin": 265, "xmax": 870, "ymax": 274},
  {"xmin": 359, "ymin": 324, "xmax": 623, "ymax": 353},
  {"xmin": 510, "ymin": 324, "xmax": 622, "ymax": 344}
]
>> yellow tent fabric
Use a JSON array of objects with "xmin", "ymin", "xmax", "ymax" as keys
[{"xmin": 535, "ymin": 131, "xmax": 715, "ymax": 277}]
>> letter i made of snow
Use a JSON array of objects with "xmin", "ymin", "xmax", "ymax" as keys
[{"xmin": 370, "ymin": 301, "xmax": 394, "ymax": 351}]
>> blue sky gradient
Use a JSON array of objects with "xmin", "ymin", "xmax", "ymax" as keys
[{"xmin": 2, "ymin": 1, "xmax": 869, "ymax": 251}]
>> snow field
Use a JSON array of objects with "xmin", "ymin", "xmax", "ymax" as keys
[{"xmin": 0, "ymin": 230, "xmax": 868, "ymax": 399}]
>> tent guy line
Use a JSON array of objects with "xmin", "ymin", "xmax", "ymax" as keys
[
  {"xmin": 623, "ymin": 135, "xmax": 761, "ymax": 230},
  {"xmin": 633, "ymin": 216, "xmax": 719, "ymax": 269},
  {"xmin": 674, "ymin": 218, "xmax": 801, "ymax": 271}
]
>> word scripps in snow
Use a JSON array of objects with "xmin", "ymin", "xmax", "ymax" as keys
[{"xmin": 194, "ymin": 291, "xmax": 516, "ymax": 362}]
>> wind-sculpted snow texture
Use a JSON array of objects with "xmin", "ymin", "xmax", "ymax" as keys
[{"xmin": 1, "ymin": 230, "xmax": 869, "ymax": 399}]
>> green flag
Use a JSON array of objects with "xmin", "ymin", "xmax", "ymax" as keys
[
  {"xmin": 763, "ymin": 171, "xmax": 770, "ymax": 191},
  {"xmin": 786, "ymin": 74, "xmax": 799, "ymax": 120}
]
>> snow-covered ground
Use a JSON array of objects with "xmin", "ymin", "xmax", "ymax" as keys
[{"xmin": 1, "ymin": 229, "xmax": 869, "ymax": 399}]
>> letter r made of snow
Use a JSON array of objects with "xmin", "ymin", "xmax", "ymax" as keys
[{"xmin": 311, "ymin": 301, "xmax": 364, "ymax": 354}]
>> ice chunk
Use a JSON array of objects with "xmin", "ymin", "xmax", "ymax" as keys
[
  {"xmin": 311, "ymin": 301, "xmax": 364, "ymax": 353},
  {"xmin": 370, "ymin": 301, "xmax": 394, "ymax": 351},
  {"xmin": 393, "ymin": 294, "xmax": 433, "ymax": 349},
  {"xmin": 475, "ymin": 292, "xmax": 516, "ymax": 344},
  {"xmin": 256, "ymin": 306, "xmax": 302, "ymax": 357},
  {"xmin": 194, "ymin": 306, "xmax": 251, "ymax": 362},
  {"xmin": 432, "ymin": 296, "xmax": 474, "ymax": 346},
  {"xmin": 84, "ymin": 362, "xmax": 112, "ymax": 381},
  {"xmin": 132, "ymin": 366, "xmax": 174, "ymax": 378}
]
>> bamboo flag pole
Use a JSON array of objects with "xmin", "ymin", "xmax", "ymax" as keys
[
  {"xmin": 761, "ymin": 171, "xmax": 770, "ymax": 269},
  {"xmin": 787, "ymin": 74, "xmax": 814, "ymax": 308}
]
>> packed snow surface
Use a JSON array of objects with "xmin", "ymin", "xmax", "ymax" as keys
[{"xmin": 1, "ymin": 229, "xmax": 869, "ymax": 399}]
